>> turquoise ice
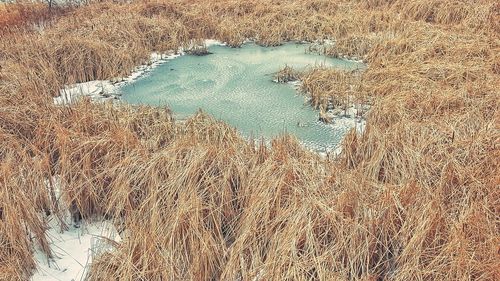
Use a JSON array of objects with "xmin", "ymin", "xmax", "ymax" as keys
[{"xmin": 120, "ymin": 43, "xmax": 364, "ymax": 151}]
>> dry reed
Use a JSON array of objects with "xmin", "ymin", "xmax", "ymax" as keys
[{"xmin": 0, "ymin": 0, "xmax": 498, "ymax": 280}]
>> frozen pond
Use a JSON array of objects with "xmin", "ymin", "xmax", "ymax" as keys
[{"xmin": 120, "ymin": 43, "xmax": 364, "ymax": 151}]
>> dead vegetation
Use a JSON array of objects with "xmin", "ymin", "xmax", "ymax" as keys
[
  {"xmin": 0, "ymin": 1, "xmax": 67, "ymax": 31},
  {"xmin": 185, "ymin": 41, "xmax": 212, "ymax": 56},
  {"xmin": 274, "ymin": 65, "xmax": 300, "ymax": 83},
  {"xmin": 0, "ymin": 0, "xmax": 499, "ymax": 280},
  {"xmin": 301, "ymin": 67, "xmax": 365, "ymax": 110}
]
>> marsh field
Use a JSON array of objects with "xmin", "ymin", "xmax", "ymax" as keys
[{"xmin": 0, "ymin": 0, "xmax": 499, "ymax": 280}]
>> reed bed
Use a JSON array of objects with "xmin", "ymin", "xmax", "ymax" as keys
[
  {"xmin": 300, "ymin": 67, "xmax": 365, "ymax": 111},
  {"xmin": 0, "ymin": 1, "xmax": 62, "ymax": 30},
  {"xmin": 274, "ymin": 65, "xmax": 301, "ymax": 83},
  {"xmin": 0, "ymin": 0, "xmax": 498, "ymax": 280}
]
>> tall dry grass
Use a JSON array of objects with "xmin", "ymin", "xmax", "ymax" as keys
[
  {"xmin": 0, "ymin": 0, "xmax": 498, "ymax": 280},
  {"xmin": 0, "ymin": 1, "xmax": 68, "ymax": 32}
]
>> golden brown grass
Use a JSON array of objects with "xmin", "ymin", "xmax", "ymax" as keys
[
  {"xmin": 274, "ymin": 65, "xmax": 301, "ymax": 83},
  {"xmin": 0, "ymin": 1, "xmax": 67, "ymax": 31},
  {"xmin": 0, "ymin": 0, "xmax": 499, "ymax": 280},
  {"xmin": 301, "ymin": 67, "xmax": 365, "ymax": 110}
]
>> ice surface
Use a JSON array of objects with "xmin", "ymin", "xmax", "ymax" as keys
[{"xmin": 120, "ymin": 43, "xmax": 365, "ymax": 152}]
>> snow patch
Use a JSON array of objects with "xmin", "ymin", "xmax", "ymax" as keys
[{"xmin": 32, "ymin": 218, "xmax": 120, "ymax": 281}]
